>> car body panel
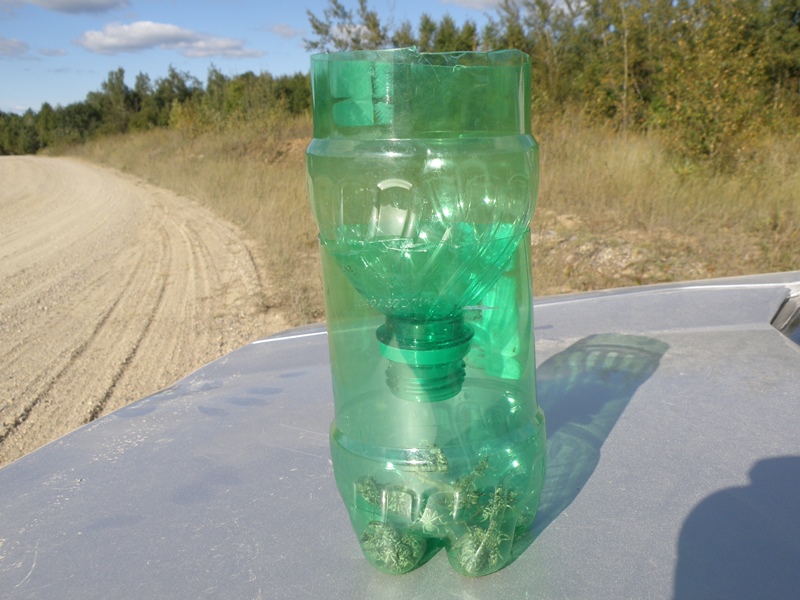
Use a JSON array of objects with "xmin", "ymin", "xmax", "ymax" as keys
[{"xmin": 2, "ymin": 271, "xmax": 800, "ymax": 599}]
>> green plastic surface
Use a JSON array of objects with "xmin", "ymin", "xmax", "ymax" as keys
[{"xmin": 307, "ymin": 48, "xmax": 545, "ymax": 577}]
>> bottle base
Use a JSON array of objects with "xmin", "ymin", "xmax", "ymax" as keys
[{"xmin": 331, "ymin": 403, "xmax": 546, "ymax": 576}]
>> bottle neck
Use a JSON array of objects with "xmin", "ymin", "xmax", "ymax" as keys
[{"xmin": 376, "ymin": 314, "xmax": 473, "ymax": 402}]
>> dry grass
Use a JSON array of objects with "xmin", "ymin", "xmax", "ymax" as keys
[
  {"xmin": 65, "ymin": 114, "xmax": 800, "ymax": 325},
  {"xmin": 532, "ymin": 114, "xmax": 800, "ymax": 293}
]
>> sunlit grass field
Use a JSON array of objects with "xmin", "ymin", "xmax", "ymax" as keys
[{"xmin": 66, "ymin": 113, "xmax": 800, "ymax": 325}]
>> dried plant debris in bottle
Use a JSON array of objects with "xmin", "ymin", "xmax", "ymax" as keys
[
  {"xmin": 402, "ymin": 443, "xmax": 449, "ymax": 472},
  {"xmin": 450, "ymin": 486, "xmax": 516, "ymax": 576},
  {"xmin": 448, "ymin": 457, "xmax": 489, "ymax": 515},
  {"xmin": 355, "ymin": 476, "xmax": 383, "ymax": 506},
  {"xmin": 360, "ymin": 521, "xmax": 426, "ymax": 574},
  {"xmin": 354, "ymin": 452, "xmax": 522, "ymax": 575}
]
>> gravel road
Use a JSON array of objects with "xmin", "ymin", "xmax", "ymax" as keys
[{"xmin": 0, "ymin": 156, "xmax": 290, "ymax": 467}]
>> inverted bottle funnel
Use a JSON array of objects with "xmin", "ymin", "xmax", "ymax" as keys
[{"xmin": 309, "ymin": 48, "xmax": 537, "ymax": 401}]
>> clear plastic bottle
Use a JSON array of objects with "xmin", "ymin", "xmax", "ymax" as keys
[{"xmin": 307, "ymin": 48, "xmax": 545, "ymax": 577}]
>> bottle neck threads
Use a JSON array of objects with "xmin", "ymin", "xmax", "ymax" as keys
[{"xmin": 376, "ymin": 315, "xmax": 474, "ymax": 402}]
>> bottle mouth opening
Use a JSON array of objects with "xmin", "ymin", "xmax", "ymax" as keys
[
  {"xmin": 311, "ymin": 47, "xmax": 530, "ymax": 68},
  {"xmin": 377, "ymin": 315, "xmax": 474, "ymax": 402}
]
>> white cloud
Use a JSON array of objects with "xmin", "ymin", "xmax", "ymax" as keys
[
  {"xmin": 0, "ymin": 35, "xmax": 30, "ymax": 57},
  {"xmin": 0, "ymin": 0, "xmax": 126, "ymax": 15},
  {"xmin": 77, "ymin": 21, "xmax": 194, "ymax": 53},
  {"xmin": 0, "ymin": 34, "xmax": 64, "ymax": 59},
  {"xmin": 268, "ymin": 23, "xmax": 304, "ymax": 40},
  {"xmin": 28, "ymin": 0, "xmax": 128, "ymax": 13},
  {"xmin": 173, "ymin": 36, "xmax": 262, "ymax": 58},
  {"xmin": 441, "ymin": 0, "xmax": 502, "ymax": 9},
  {"xmin": 75, "ymin": 21, "xmax": 264, "ymax": 58},
  {"xmin": 39, "ymin": 47, "xmax": 67, "ymax": 56}
]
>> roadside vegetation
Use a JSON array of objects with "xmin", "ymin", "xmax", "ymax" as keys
[{"xmin": 3, "ymin": 0, "xmax": 800, "ymax": 324}]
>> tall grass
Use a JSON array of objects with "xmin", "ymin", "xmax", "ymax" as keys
[
  {"xmin": 532, "ymin": 113, "xmax": 800, "ymax": 293},
  {"xmin": 66, "ymin": 113, "xmax": 800, "ymax": 325}
]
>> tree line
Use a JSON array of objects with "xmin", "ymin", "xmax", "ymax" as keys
[
  {"xmin": 3, "ymin": 0, "xmax": 799, "ymax": 169},
  {"xmin": 307, "ymin": 0, "xmax": 800, "ymax": 168},
  {"xmin": 0, "ymin": 66, "xmax": 310, "ymax": 155}
]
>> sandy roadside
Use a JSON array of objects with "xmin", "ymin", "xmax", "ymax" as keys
[{"xmin": 0, "ymin": 155, "xmax": 290, "ymax": 467}]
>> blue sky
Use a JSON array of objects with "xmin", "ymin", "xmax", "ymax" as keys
[{"xmin": 0, "ymin": 0, "xmax": 503, "ymax": 113}]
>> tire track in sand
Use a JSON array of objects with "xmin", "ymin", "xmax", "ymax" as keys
[
  {"xmin": 0, "ymin": 156, "xmax": 290, "ymax": 467},
  {"xmin": 0, "ymin": 247, "xmax": 147, "ymax": 444},
  {"xmin": 84, "ymin": 227, "xmax": 170, "ymax": 423}
]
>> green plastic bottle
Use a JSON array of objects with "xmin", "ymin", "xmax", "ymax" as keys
[{"xmin": 306, "ymin": 48, "xmax": 545, "ymax": 577}]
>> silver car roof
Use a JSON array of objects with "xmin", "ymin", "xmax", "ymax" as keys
[{"xmin": 2, "ymin": 271, "xmax": 800, "ymax": 599}]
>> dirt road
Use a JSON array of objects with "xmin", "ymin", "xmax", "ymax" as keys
[{"xmin": 0, "ymin": 156, "xmax": 290, "ymax": 467}]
